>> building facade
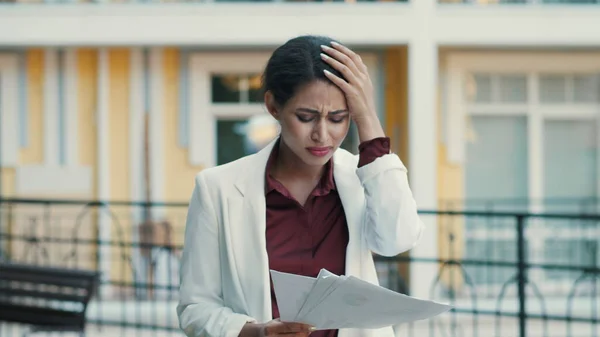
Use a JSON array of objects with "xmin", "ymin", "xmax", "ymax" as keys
[{"xmin": 1, "ymin": 0, "xmax": 599, "ymax": 302}]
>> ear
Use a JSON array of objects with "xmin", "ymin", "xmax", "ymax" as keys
[{"xmin": 264, "ymin": 91, "xmax": 280, "ymax": 120}]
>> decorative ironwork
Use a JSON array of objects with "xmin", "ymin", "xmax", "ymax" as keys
[{"xmin": 0, "ymin": 198, "xmax": 598, "ymax": 337}]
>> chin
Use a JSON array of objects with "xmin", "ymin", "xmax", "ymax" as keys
[{"xmin": 302, "ymin": 153, "xmax": 333, "ymax": 167}]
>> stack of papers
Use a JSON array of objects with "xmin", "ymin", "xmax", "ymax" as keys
[{"xmin": 270, "ymin": 269, "xmax": 452, "ymax": 330}]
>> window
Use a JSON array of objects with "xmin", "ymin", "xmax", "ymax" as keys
[
  {"xmin": 544, "ymin": 238, "xmax": 598, "ymax": 281},
  {"xmin": 190, "ymin": 53, "xmax": 379, "ymax": 168},
  {"xmin": 539, "ymin": 74, "xmax": 600, "ymax": 104},
  {"xmin": 464, "ymin": 238, "xmax": 526, "ymax": 286},
  {"xmin": 543, "ymin": 120, "xmax": 597, "ymax": 212},
  {"xmin": 469, "ymin": 73, "xmax": 527, "ymax": 104},
  {"xmin": 447, "ymin": 53, "xmax": 600, "ymax": 291},
  {"xmin": 211, "ymin": 72, "xmax": 360, "ymax": 165},
  {"xmin": 209, "ymin": 73, "xmax": 275, "ymax": 165},
  {"xmin": 211, "ymin": 74, "xmax": 263, "ymax": 104},
  {"xmin": 464, "ymin": 71, "xmax": 599, "ymax": 212},
  {"xmin": 465, "ymin": 116, "xmax": 529, "ymax": 212},
  {"xmin": 464, "ymin": 72, "xmax": 600, "ymax": 288}
]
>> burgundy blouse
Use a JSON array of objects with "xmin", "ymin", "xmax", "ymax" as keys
[{"xmin": 265, "ymin": 137, "xmax": 390, "ymax": 337}]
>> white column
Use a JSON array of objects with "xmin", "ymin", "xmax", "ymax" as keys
[
  {"xmin": 148, "ymin": 48, "xmax": 166, "ymax": 297},
  {"xmin": 129, "ymin": 48, "xmax": 145, "ymax": 205},
  {"xmin": 0, "ymin": 55, "xmax": 19, "ymax": 168},
  {"xmin": 64, "ymin": 49, "xmax": 79, "ymax": 167},
  {"xmin": 43, "ymin": 48, "xmax": 59, "ymax": 166},
  {"xmin": 527, "ymin": 73, "xmax": 544, "ymax": 214},
  {"xmin": 129, "ymin": 48, "xmax": 147, "ymax": 297},
  {"xmin": 149, "ymin": 48, "xmax": 164, "ymax": 213},
  {"xmin": 189, "ymin": 56, "xmax": 214, "ymax": 167},
  {"xmin": 408, "ymin": 0, "xmax": 439, "ymax": 300},
  {"xmin": 97, "ymin": 48, "xmax": 111, "ymax": 297}
]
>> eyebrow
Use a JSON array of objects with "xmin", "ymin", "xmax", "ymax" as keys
[{"xmin": 295, "ymin": 108, "xmax": 348, "ymax": 115}]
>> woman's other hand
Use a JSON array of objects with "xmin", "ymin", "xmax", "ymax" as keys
[
  {"xmin": 241, "ymin": 319, "xmax": 315, "ymax": 337},
  {"xmin": 261, "ymin": 319, "xmax": 315, "ymax": 337}
]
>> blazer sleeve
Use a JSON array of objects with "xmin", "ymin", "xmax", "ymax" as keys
[
  {"xmin": 177, "ymin": 173, "xmax": 255, "ymax": 337},
  {"xmin": 355, "ymin": 154, "xmax": 424, "ymax": 257}
]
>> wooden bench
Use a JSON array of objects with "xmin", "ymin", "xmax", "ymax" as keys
[{"xmin": 0, "ymin": 262, "xmax": 100, "ymax": 336}]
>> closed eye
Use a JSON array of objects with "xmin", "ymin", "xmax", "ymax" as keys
[
  {"xmin": 329, "ymin": 116, "xmax": 347, "ymax": 123},
  {"xmin": 296, "ymin": 114, "xmax": 314, "ymax": 123}
]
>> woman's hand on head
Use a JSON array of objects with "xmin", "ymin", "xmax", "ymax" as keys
[{"xmin": 320, "ymin": 41, "xmax": 385, "ymax": 142}]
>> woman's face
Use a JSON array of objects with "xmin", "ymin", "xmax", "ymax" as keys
[{"xmin": 266, "ymin": 80, "xmax": 350, "ymax": 167}]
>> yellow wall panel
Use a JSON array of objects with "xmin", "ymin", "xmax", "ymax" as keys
[
  {"xmin": 20, "ymin": 49, "xmax": 44, "ymax": 165},
  {"xmin": 1, "ymin": 168, "xmax": 15, "ymax": 196},
  {"xmin": 107, "ymin": 49, "xmax": 133, "ymax": 285},
  {"xmin": 77, "ymin": 49, "xmax": 98, "ymax": 184},
  {"xmin": 384, "ymin": 46, "xmax": 408, "ymax": 165},
  {"xmin": 108, "ymin": 49, "xmax": 130, "ymax": 201},
  {"xmin": 383, "ymin": 46, "xmax": 411, "ymax": 289}
]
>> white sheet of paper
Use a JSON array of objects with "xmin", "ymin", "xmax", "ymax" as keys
[
  {"xmin": 270, "ymin": 270, "xmax": 316, "ymax": 322},
  {"xmin": 271, "ymin": 269, "xmax": 452, "ymax": 330},
  {"xmin": 295, "ymin": 270, "xmax": 342, "ymax": 321}
]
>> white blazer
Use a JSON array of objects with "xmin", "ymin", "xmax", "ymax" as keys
[{"xmin": 177, "ymin": 139, "xmax": 424, "ymax": 337}]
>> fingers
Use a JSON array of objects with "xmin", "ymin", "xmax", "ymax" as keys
[
  {"xmin": 321, "ymin": 45, "xmax": 362, "ymax": 85},
  {"xmin": 282, "ymin": 331, "xmax": 313, "ymax": 337},
  {"xmin": 264, "ymin": 321, "xmax": 314, "ymax": 336},
  {"xmin": 280, "ymin": 322, "xmax": 312, "ymax": 333},
  {"xmin": 323, "ymin": 69, "xmax": 352, "ymax": 93},
  {"xmin": 321, "ymin": 42, "xmax": 372, "ymax": 98},
  {"xmin": 325, "ymin": 42, "xmax": 369, "ymax": 76},
  {"xmin": 331, "ymin": 41, "xmax": 366, "ymax": 72}
]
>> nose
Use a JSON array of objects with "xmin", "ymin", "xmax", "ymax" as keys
[{"xmin": 310, "ymin": 118, "xmax": 328, "ymax": 144}]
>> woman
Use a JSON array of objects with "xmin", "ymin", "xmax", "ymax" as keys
[{"xmin": 177, "ymin": 35, "xmax": 424, "ymax": 337}]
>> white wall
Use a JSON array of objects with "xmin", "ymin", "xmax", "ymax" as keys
[{"xmin": 1, "ymin": 3, "xmax": 600, "ymax": 47}]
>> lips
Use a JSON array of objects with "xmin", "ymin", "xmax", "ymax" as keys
[{"xmin": 307, "ymin": 147, "xmax": 332, "ymax": 157}]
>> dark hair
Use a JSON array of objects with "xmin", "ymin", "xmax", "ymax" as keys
[{"xmin": 261, "ymin": 35, "xmax": 346, "ymax": 107}]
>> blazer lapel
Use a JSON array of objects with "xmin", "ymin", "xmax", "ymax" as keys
[
  {"xmin": 227, "ymin": 140, "xmax": 277, "ymax": 323},
  {"xmin": 333, "ymin": 151, "xmax": 365, "ymax": 278}
]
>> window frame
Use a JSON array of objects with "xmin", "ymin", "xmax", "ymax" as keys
[
  {"xmin": 445, "ymin": 51, "xmax": 600, "ymax": 291},
  {"xmin": 189, "ymin": 51, "xmax": 379, "ymax": 168}
]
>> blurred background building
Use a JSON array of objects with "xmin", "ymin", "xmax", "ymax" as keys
[{"xmin": 0, "ymin": 1, "xmax": 599, "ymax": 336}]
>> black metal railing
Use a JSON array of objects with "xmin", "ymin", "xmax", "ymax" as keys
[{"xmin": 0, "ymin": 198, "xmax": 599, "ymax": 337}]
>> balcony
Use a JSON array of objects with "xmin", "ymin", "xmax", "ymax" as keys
[
  {"xmin": 0, "ymin": 198, "xmax": 599, "ymax": 337},
  {"xmin": 1, "ymin": 0, "xmax": 600, "ymax": 46},
  {"xmin": 0, "ymin": 0, "xmax": 414, "ymax": 46}
]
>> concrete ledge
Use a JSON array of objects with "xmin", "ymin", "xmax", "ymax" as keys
[{"xmin": 15, "ymin": 165, "xmax": 93, "ymax": 195}]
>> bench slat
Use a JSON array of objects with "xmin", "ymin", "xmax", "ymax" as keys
[
  {"xmin": 0, "ymin": 269, "xmax": 97, "ymax": 289},
  {"xmin": 0, "ymin": 285, "xmax": 89, "ymax": 303},
  {"xmin": 0, "ymin": 262, "xmax": 99, "ymax": 334},
  {"xmin": 0, "ymin": 263, "xmax": 99, "ymax": 288},
  {"xmin": 0, "ymin": 303, "xmax": 84, "ymax": 331},
  {"xmin": 0, "ymin": 263, "xmax": 99, "ymax": 278}
]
